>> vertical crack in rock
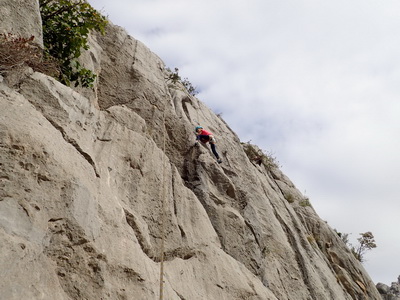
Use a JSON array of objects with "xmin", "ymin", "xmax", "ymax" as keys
[
  {"xmin": 245, "ymin": 220, "xmax": 261, "ymax": 248},
  {"xmin": 276, "ymin": 268, "xmax": 291, "ymax": 300},
  {"xmin": 268, "ymin": 198, "xmax": 319, "ymax": 300},
  {"xmin": 44, "ymin": 116, "xmax": 100, "ymax": 178},
  {"xmin": 178, "ymin": 224, "xmax": 186, "ymax": 239},
  {"xmin": 181, "ymin": 97, "xmax": 192, "ymax": 122},
  {"xmin": 123, "ymin": 209, "xmax": 154, "ymax": 260},
  {"xmin": 125, "ymin": 207, "xmax": 196, "ymax": 262},
  {"xmin": 171, "ymin": 170, "xmax": 178, "ymax": 216},
  {"xmin": 182, "ymin": 145, "xmax": 201, "ymax": 187},
  {"xmin": 269, "ymin": 176, "xmax": 288, "ymax": 201}
]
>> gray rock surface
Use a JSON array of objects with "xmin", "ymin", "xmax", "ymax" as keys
[
  {"xmin": 0, "ymin": 0, "xmax": 43, "ymax": 46},
  {"xmin": 0, "ymin": 1, "xmax": 383, "ymax": 299},
  {"xmin": 377, "ymin": 277, "xmax": 400, "ymax": 300},
  {"xmin": 377, "ymin": 283, "xmax": 392, "ymax": 295}
]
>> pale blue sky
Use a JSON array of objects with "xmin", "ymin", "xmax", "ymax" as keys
[{"xmin": 89, "ymin": 0, "xmax": 400, "ymax": 285}]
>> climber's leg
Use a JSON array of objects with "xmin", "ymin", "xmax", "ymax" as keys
[{"xmin": 209, "ymin": 141, "xmax": 222, "ymax": 163}]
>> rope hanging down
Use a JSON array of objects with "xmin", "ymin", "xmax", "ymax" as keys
[{"xmin": 159, "ymin": 111, "xmax": 167, "ymax": 300}]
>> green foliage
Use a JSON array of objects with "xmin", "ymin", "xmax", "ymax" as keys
[
  {"xmin": 307, "ymin": 235, "xmax": 315, "ymax": 244},
  {"xmin": 335, "ymin": 230, "xmax": 377, "ymax": 263},
  {"xmin": 299, "ymin": 197, "xmax": 311, "ymax": 207},
  {"xmin": 39, "ymin": 0, "xmax": 108, "ymax": 87},
  {"xmin": 307, "ymin": 234, "xmax": 322, "ymax": 250},
  {"xmin": 334, "ymin": 230, "xmax": 350, "ymax": 245},
  {"xmin": 166, "ymin": 67, "xmax": 199, "ymax": 96},
  {"xmin": 166, "ymin": 67, "xmax": 181, "ymax": 83},
  {"xmin": 182, "ymin": 77, "xmax": 199, "ymax": 96},
  {"xmin": 285, "ymin": 193, "xmax": 295, "ymax": 203},
  {"xmin": 351, "ymin": 231, "xmax": 377, "ymax": 262}
]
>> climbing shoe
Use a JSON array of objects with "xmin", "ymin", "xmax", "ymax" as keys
[{"xmin": 217, "ymin": 159, "xmax": 222, "ymax": 164}]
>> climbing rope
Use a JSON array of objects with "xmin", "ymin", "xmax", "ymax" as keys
[
  {"xmin": 194, "ymin": 97, "xmax": 201, "ymax": 128},
  {"xmin": 159, "ymin": 111, "xmax": 167, "ymax": 300},
  {"xmin": 148, "ymin": 104, "xmax": 157, "ymax": 137},
  {"xmin": 132, "ymin": 38, "xmax": 138, "ymax": 65}
]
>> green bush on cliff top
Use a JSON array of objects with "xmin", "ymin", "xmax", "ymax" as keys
[{"xmin": 39, "ymin": 0, "xmax": 107, "ymax": 87}]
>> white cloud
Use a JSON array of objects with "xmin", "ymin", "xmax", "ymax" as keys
[{"xmin": 89, "ymin": 0, "xmax": 400, "ymax": 284}]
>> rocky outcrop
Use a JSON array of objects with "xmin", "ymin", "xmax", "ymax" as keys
[
  {"xmin": 0, "ymin": 1, "xmax": 383, "ymax": 299},
  {"xmin": 377, "ymin": 276, "xmax": 400, "ymax": 300}
]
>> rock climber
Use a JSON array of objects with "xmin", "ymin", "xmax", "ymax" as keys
[
  {"xmin": 253, "ymin": 155, "xmax": 263, "ymax": 166},
  {"xmin": 194, "ymin": 126, "xmax": 222, "ymax": 164}
]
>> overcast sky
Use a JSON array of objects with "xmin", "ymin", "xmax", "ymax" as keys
[{"xmin": 89, "ymin": 0, "xmax": 400, "ymax": 285}]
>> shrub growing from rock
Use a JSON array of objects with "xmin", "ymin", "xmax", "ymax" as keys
[{"xmin": 39, "ymin": 0, "xmax": 107, "ymax": 87}]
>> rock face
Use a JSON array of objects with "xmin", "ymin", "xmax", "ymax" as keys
[
  {"xmin": 0, "ymin": 1, "xmax": 383, "ymax": 299},
  {"xmin": 377, "ymin": 276, "xmax": 400, "ymax": 300},
  {"xmin": 0, "ymin": 0, "xmax": 43, "ymax": 46}
]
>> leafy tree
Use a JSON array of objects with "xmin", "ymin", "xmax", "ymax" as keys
[
  {"xmin": 336, "ymin": 230, "xmax": 377, "ymax": 263},
  {"xmin": 166, "ymin": 67, "xmax": 181, "ymax": 84},
  {"xmin": 182, "ymin": 77, "xmax": 199, "ymax": 96},
  {"xmin": 351, "ymin": 231, "xmax": 377, "ymax": 262},
  {"xmin": 39, "ymin": 0, "xmax": 107, "ymax": 87},
  {"xmin": 166, "ymin": 67, "xmax": 199, "ymax": 96}
]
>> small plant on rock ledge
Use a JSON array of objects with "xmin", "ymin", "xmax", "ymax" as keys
[
  {"xmin": 299, "ymin": 197, "xmax": 311, "ymax": 207},
  {"xmin": 306, "ymin": 234, "xmax": 315, "ymax": 244},
  {"xmin": 242, "ymin": 141, "xmax": 279, "ymax": 171},
  {"xmin": 166, "ymin": 67, "xmax": 199, "ymax": 96},
  {"xmin": 284, "ymin": 193, "xmax": 295, "ymax": 203}
]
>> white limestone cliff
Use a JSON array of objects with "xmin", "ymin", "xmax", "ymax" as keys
[{"xmin": 0, "ymin": 1, "xmax": 382, "ymax": 299}]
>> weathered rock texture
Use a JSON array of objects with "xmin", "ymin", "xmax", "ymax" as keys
[
  {"xmin": 377, "ymin": 276, "xmax": 400, "ymax": 300},
  {"xmin": 0, "ymin": 0, "xmax": 43, "ymax": 47},
  {"xmin": 0, "ymin": 1, "xmax": 383, "ymax": 299}
]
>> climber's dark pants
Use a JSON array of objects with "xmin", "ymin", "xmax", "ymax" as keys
[
  {"xmin": 210, "ymin": 143, "xmax": 220, "ymax": 160},
  {"xmin": 199, "ymin": 135, "xmax": 220, "ymax": 159}
]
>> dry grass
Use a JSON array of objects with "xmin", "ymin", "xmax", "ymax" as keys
[
  {"xmin": 242, "ymin": 142, "xmax": 279, "ymax": 170},
  {"xmin": 0, "ymin": 33, "xmax": 59, "ymax": 77}
]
